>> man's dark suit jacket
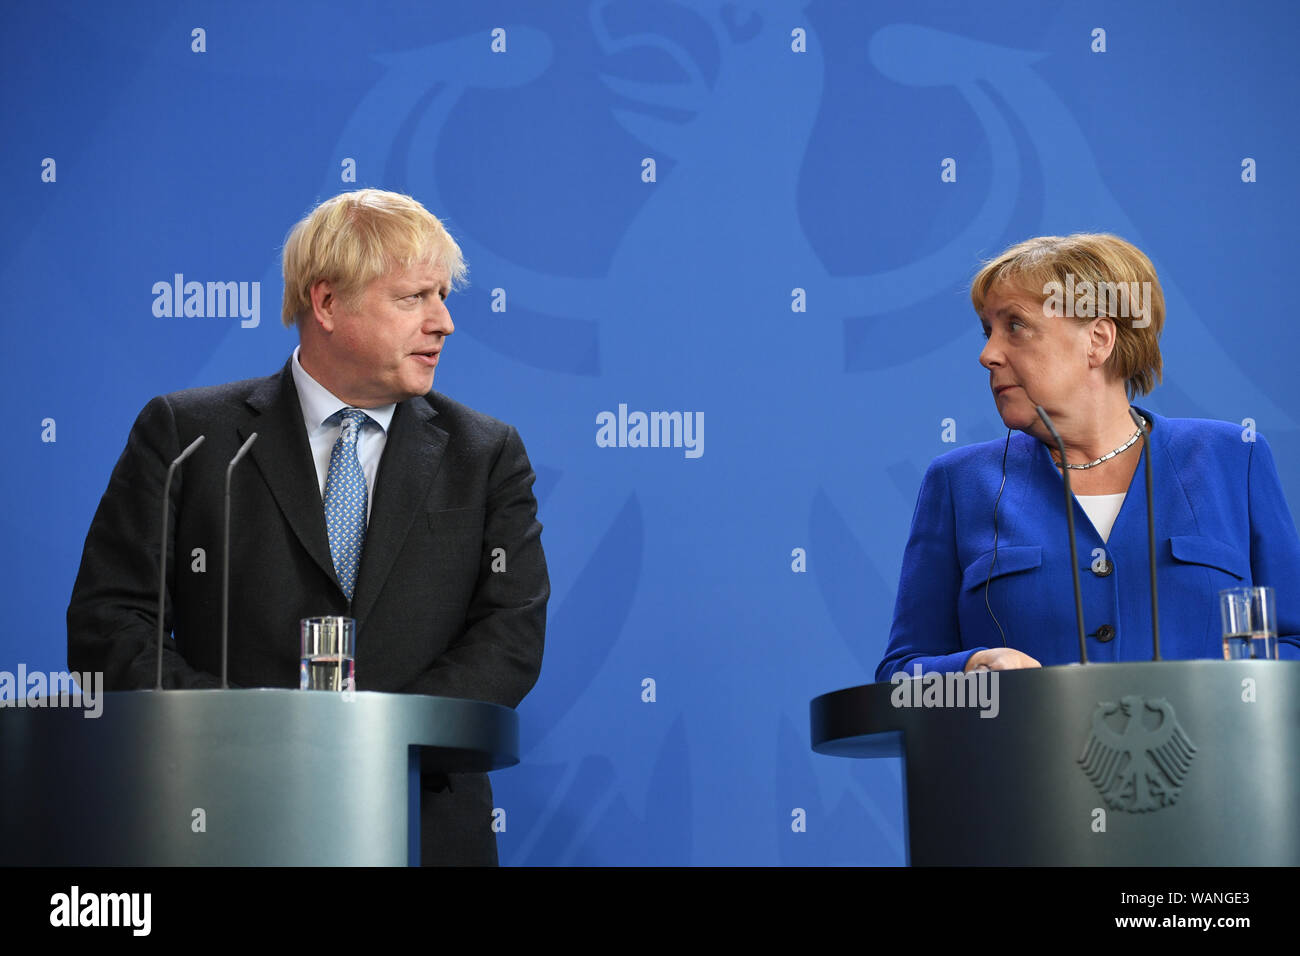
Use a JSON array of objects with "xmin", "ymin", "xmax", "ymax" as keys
[{"xmin": 67, "ymin": 359, "xmax": 549, "ymax": 865}]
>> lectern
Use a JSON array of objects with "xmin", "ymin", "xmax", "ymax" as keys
[
  {"xmin": 0, "ymin": 689, "xmax": 517, "ymax": 865},
  {"xmin": 811, "ymin": 661, "xmax": 1300, "ymax": 865}
]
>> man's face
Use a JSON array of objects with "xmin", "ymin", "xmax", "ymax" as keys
[{"xmin": 312, "ymin": 260, "xmax": 454, "ymax": 407}]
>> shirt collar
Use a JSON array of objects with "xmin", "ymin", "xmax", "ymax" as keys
[{"xmin": 291, "ymin": 345, "xmax": 396, "ymax": 435}]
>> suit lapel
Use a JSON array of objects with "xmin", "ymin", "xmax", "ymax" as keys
[
  {"xmin": 351, "ymin": 395, "xmax": 449, "ymax": 622},
  {"xmin": 241, "ymin": 363, "xmax": 338, "ymax": 588}
]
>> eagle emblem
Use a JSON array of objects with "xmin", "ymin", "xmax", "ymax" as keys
[{"xmin": 1078, "ymin": 695, "xmax": 1197, "ymax": 813}]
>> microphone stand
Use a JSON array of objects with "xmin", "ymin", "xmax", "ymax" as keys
[{"xmin": 1036, "ymin": 407, "xmax": 1089, "ymax": 665}]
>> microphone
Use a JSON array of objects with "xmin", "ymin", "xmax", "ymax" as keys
[
  {"xmin": 156, "ymin": 435, "xmax": 206, "ymax": 690},
  {"xmin": 221, "ymin": 433, "xmax": 258, "ymax": 689},
  {"xmin": 1129, "ymin": 408, "xmax": 1161, "ymax": 660},
  {"xmin": 1035, "ymin": 406, "xmax": 1089, "ymax": 665}
]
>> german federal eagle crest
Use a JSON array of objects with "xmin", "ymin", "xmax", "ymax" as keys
[{"xmin": 1078, "ymin": 695, "xmax": 1197, "ymax": 813}]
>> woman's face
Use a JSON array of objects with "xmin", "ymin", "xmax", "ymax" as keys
[{"xmin": 978, "ymin": 280, "xmax": 1099, "ymax": 432}]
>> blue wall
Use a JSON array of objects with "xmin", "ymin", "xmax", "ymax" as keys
[{"xmin": 4, "ymin": 0, "xmax": 1298, "ymax": 865}]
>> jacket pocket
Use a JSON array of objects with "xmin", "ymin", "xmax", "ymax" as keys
[
  {"xmin": 1168, "ymin": 535, "xmax": 1248, "ymax": 580},
  {"xmin": 962, "ymin": 545, "xmax": 1043, "ymax": 592}
]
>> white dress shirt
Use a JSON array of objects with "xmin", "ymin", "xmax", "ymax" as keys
[{"xmin": 291, "ymin": 346, "xmax": 396, "ymax": 521}]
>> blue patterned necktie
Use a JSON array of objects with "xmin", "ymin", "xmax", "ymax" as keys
[{"xmin": 323, "ymin": 408, "xmax": 371, "ymax": 601}]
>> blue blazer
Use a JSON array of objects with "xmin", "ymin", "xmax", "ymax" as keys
[{"xmin": 876, "ymin": 407, "xmax": 1300, "ymax": 679}]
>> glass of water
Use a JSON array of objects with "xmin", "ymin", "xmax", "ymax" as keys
[
  {"xmin": 300, "ymin": 616, "xmax": 357, "ymax": 691},
  {"xmin": 1219, "ymin": 587, "xmax": 1277, "ymax": 660}
]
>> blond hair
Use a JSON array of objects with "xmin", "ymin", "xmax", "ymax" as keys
[
  {"xmin": 281, "ymin": 189, "xmax": 466, "ymax": 327},
  {"xmin": 971, "ymin": 234, "xmax": 1165, "ymax": 397}
]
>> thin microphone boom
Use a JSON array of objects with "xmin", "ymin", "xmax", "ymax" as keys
[
  {"xmin": 1035, "ymin": 406, "xmax": 1089, "ymax": 664},
  {"xmin": 1129, "ymin": 408, "xmax": 1161, "ymax": 660},
  {"xmin": 156, "ymin": 435, "xmax": 206, "ymax": 690},
  {"xmin": 221, "ymin": 432, "xmax": 258, "ymax": 689}
]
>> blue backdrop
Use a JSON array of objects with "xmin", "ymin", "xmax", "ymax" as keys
[{"xmin": 4, "ymin": 0, "xmax": 1298, "ymax": 865}]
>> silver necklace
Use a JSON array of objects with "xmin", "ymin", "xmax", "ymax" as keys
[{"xmin": 1053, "ymin": 415, "xmax": 1146, "ymax": 470}]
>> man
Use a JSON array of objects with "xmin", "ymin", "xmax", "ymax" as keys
[{"xmin": 67, "ymin": 188, "xmax": 549, "ymax": 865}]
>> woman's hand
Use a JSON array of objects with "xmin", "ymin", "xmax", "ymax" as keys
[{"xmin": 965, "ymin": 647, "xmax": 1042, "ymax": 672}]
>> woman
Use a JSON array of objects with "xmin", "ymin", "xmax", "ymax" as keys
[{"xmin": 876, "ymin": 233, "xmax": 1300, "ymax": 678}]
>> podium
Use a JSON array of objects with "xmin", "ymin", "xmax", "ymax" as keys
[
  {"xmin": 0, "ymin": 689, "xmax": 517, "ymax": 866},
  {"xmin": 810, "ymin": 661, "xmax": 1300, "ymax": 865}
]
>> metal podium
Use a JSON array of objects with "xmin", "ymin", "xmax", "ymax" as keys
[
  {"xmin": 0, "ymin": 689, "xmax": 518, "ymax": 866},
  {"xmin": 810, "ymin": 661, "xmax": 1300, "ymax": 865}
]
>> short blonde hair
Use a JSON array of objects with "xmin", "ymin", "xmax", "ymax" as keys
[
  {"xmin": 281, "ymin": 189, "xmax": 467, "ymax": 327},
  {"xmin": 971, "ymin": 233, "xmax": 1165, "ymax": 397}
]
